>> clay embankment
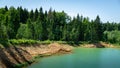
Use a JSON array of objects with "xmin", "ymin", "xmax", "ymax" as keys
[
  {"xmin": 0, "ymin": 42, "xmax": 116, "ymax": 68},
  {"xmin": 0, "ymin": 46, "xmax": 33, "ymax": 68},
  {"xmin": 20, "ymin": 43, "xmax": 73, "ymax": 57},
  {"xmin": 0, "ymin": 43, "xmax": 72, "ymax": 68}
]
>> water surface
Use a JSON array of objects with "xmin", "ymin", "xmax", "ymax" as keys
[{"xmin": 28, "ymin": 48, "xmax": 120, "ymax": 68}]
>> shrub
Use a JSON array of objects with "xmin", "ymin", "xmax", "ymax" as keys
[
  {"xmin": 104, "ymin": 30, "xmax": 120, "ymax": 44},
  {"xmin": 9, "ymin": 39, "xmax": 38, "ymax": 45}
]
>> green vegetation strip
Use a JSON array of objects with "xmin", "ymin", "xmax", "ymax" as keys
[{"xmin": 8, "ymin": 39, "xmax": 91, "ymax": 46}]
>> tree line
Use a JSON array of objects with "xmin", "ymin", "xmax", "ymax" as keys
[{"xmin": 0, "ymin": 6, "xmax": 120, "ymax": 45}]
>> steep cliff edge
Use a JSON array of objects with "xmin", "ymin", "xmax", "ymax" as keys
[
  {"xmin": 0, "ymin": 46, "xmax": 33, "ymax": 68},
  {"xmin": 0, "ymin": 43, "xmax": 72, "ymax": 68}
]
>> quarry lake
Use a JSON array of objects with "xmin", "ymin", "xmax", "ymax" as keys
[{"xmin": 28, "ymin": 48, "xmax": 120, "ymax": 68}]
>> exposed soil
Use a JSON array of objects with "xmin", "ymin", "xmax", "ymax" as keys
[
  {"xmin": 0, "ymin": 42, "xmax": 118, "ymax": 68},
  {"xmin": 80, "ymin": 42, "xmax": 115, "ymax": 48},
  {"xmin": 0, "ymin": 43, "xmax": 73, "ymax": 68},
  {"xmin": 20, "ymin": 43, "xmax": 73, "ymax": 57},
  {"xmin": 0, "ymin": 46, "xmax": 33, "ymax": 68}
]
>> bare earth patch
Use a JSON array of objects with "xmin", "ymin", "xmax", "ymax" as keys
[
  {"xmin": 20, "ymin": 43, "xmax": 73, "ymax": 57},
  {"xmin": 80, "ymin": 42, "xmax": 115, "ymax": 48},
  {"xmin": 0, "ymin": 42, "xmax": 119, "ymax": 68}
]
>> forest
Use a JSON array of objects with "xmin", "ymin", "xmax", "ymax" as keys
[{"xmin": 0, "ymin": 6, "xmax": 120, "ymax": 46}]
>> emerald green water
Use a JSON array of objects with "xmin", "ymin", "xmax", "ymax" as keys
[{"xmin": 28, "ymin": 48, "xmax": 120, "ymax": 68}]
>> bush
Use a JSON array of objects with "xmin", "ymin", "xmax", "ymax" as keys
[
  {"xmin": 9, "ymin": 39, "xmax": 38, "ymax": 45},
  {"xmin": 104, "ymin": 30, "xmax": 120, "ymax": 44},
  {"xmin": 38, "ymin": 40, "xmax": 52, "ymax": 44},
  {"xmin": 13, "ymin": 62, "xmax": 29, "ymax": 68}
]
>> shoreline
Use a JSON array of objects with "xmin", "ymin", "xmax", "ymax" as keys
[
  {"xmin": 0, "ymin": 42, "xmax": 120, "ymax": 68},
  {"xmin": 78, "ymin": 42, "xmax": 120, "ymax": 48},
  {"xmin": 0, "ymin": 43, "xmax": 73, "ymax": 68}
]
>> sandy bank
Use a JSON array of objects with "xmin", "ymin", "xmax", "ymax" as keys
[
  {"xmin": 0, "ymin": 43, "xmax": 73, "ymax": 68},
  {"xmin": 0, "ymin": 42, "xmax": 119, "ymax": 68},
  {"xmin": 79, "ymin": 42, "xmax": 117, "ymax": 48},
  {"xmin": 20, "ymin": 43, "xmax": 73, "ymax": 57}
]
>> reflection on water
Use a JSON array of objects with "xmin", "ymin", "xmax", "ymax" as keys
[{"xmin": 28, "ymin": 48, "xmax": 120, "ymax": 68}]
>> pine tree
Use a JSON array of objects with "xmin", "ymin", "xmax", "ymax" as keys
[
  {"xmin": 34, "ymin": 8, "xmax": 39, "ymax": 21},
  {"xmin": 29, "ymin": 10, "xmax": 34, "ymax": 21},
  {"xmin": 94, "ymin": 15, "xmax": 103, "ymax": 40}
]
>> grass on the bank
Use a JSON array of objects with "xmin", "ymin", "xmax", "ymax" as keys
[
  {"xmin": 14, "ymin": 62, "xmax": 28, "ymax": 68},
  {"xmin": 1, "ymin": 39, "xmax": 120, "ymax": 47},
  {"xmin": 9, "ymin": 39, "xmax": 38, "ymax": 45},
  {"xmin": 9, "ymin": 39, "xmax": 53, "ymax": 45},
  {"xmin": 8, "ymin": 39, "xmax": 91, "ymax": 46},
  {"xmin": 13, "ymin": 59, "xmax": 34, "ymax": 68}
]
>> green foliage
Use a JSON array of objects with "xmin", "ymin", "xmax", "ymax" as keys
[
  {"xmin": 16, "ymin": 23, "xmax": 32, "ymax": 39},
  {"xmin": 103, "ymin": 30, "xmax": 120, "ymax": 44},
  {"xmin": 34, "ymin": 21, "xmax": 43, "ymax": 40},
  {"xmin": 9, "ymin": 39, "xmax": 38, "ymax": 45},
  {"xmin": 0, "ymin": 22, "xmax": 9, "ymax": 47},
  {"xmin": 0, "ymin": 6, "xmax": 120, "ymax": 46},
  {"xmin": 16, "ymin": 23, "xmax": 26, "ymax": 39},
  {"xmin": 9, "ymin": 39, "xmax": 54, "ymax": 45},
  {"xmin": 38, "ymin": 40, "xmax": 52, "ymax": 44},
  {"xmin": 26, "ymin": 19, "xmax": 34, "ymax": 39},
  {"xmin": 13, "ymin": 62, "xmax": 28, "ymax": 68},
  {"xmin": 34, "ymin": 8, "xmax": 39, "ymax": 21}
]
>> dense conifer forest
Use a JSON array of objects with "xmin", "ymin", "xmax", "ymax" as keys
[{"xmin": 0, "ymin": 6, "xmax": 120, "ymax": 46}]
